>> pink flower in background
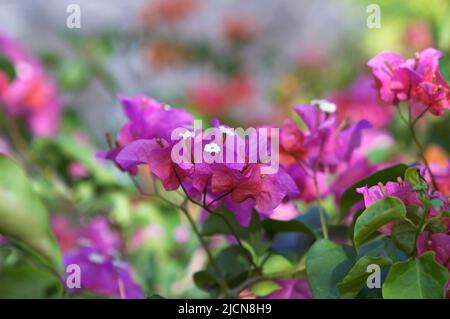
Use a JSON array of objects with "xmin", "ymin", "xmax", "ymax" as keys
[
  {"xmin": 53, "ymin": 215, "xmax": 142, "ymax": 298},
  {"xmin": 174, "ymin": 225, "xmax": 190, "ymax": 243},
  {"xmin": 68, "ymin": 162, "xmax": 90, "ymax": 180},
  {"xmin": 417, "ymin": 232, "xmax": 450, "ymax": 270},
  {"xmin": 331, "ymin": 157, "xmax": 378, "ymax": 203},
  {"xmin": 188, "ymin": 73, "xmax": 254, "ymax": 117},
  {"xmin": 0, "ymin": 35, "xmax": 60, "ymax": 137},
  {"xmin": 0, "ymin": 136, "xmax": 12, "ymax": 156},
  {"xmin": 221, "ymin": 15, "xmax": 259, "ymax": 44},
  {"xmin": 266, "ymin": 202, "xmax": 300, "ymax": 221},
  {"xmin": 368, "ymin": 48, "xmax": 450, "ymax": 116},
  {"xmin": 79, "ymin": 216, "xmax": 122, "ymax": 255},
  {"xmin": 329, "ymin": 76, "xmax": 394, "ymax": 127},
  {"xmin": 285, "ymin": 163, "xmax": 328, "ymax": 203},
  {"xmin": 130, "ymin": 225, "xmax": 165, "ymax": 250},
  {"xmin": 64, "ymin": 246, "xmax": 144, "ymax": 299},
  {"xmin": 432, "ymin": 162, "xmax": 450, "ymax": 196},
  {"xmin": 404, "ymin": 22, "xmax": 433, "ymax": 51},
  {"xmin": 52, "ymin": 215, "xmax": 122, "ymax": 254},
  {"xmin": 51, "ymin": 215, "xmax": 79, "ymax": 253}
]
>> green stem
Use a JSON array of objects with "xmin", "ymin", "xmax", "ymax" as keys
[
  {"xmin": 396, "ymin": 106, "xmax": 439, "ymax": 191},
  {"xmin": 313, "ymin": 169, "xmax": 328, "ymax": 240}
]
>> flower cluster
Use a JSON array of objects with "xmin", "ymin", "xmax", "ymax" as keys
[
  {"xmin": 52, "ymin": 215, "xmax": 144, "ymax": 299},
  {"xmin": 0, "ymin": 36, "xmax": 60, "ymax": 136},
  {"xmin": 368, "ymin": 48, "xmax": 450, "ymax": 115}
]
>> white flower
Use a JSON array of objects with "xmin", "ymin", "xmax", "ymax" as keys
[
  {"xmin": 88, "ymin": 253, "xmax": 105, "ymax": 264},
  {"xmin": 163, "ymin": 104, "xmax": 172, "ymax": 111},
  {"xmin": 204, "ymin": 142, "xmax": 221, "ymax": 154},
  {"xmin": 219, "ymin": 125, "xmax": 235, "ymax": 136},
  {"xmin": 311, "ymin": 99, "xmax": 336, "ymax": 113}
]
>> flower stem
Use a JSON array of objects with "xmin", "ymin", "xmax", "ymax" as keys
[
  {"xmin": 409, "ymin": 126, "xmax": 439, "ymax": 191},
  {"xmin": 313, "ymin": 169, "xmax": 328, "ymax": 240},
  {"xmin": 396, "ymin": 105, "xmax": 439, "ymax": 191}
]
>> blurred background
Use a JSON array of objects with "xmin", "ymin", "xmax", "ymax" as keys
[{"xmin": 0, "ymin": 0, "xmax": 449, "ymax": 298}]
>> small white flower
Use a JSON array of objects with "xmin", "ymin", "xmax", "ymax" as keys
[
  {"xmin": 178, "ymin": 131, "xmax": 194, "ymax": 140},
  {"xmin": 163, "ymin": 104, "xmax": 172, "ymax": 111},
  {"xmin": 311, "ymin": 99, "xmax": 336, "ymax": 113},
  {"xmin": 88, "ymin": 253, "xmax": 105, "ymax": 264},
  {"xmin": 204, "ymin": 142, "xmax": 221, "ymax": 154},
  {"xmin": 219, "ymin": 125, "xmax": 235, "ymax": 136}
]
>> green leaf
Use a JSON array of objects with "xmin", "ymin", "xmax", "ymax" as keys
[
  {"xmin": 0, "ymin": 54, "xmax": 16, "ymax": 81},
  {"xmin": 406, "ymin": 205, "xmax": 424, "ymax": 225},
  {"xmin": 262, "ymin": 219, "xmax": 317, "ymax": 239},
  {"xmin": 262, "ymin": 254, "xmax": 294, "ymax": 276},
  {"xmin": 358, "ymin": 238, "xmax": 400, "ymax": 262},
  {"xmin": 57, "ymin": 59, "xmax": 90, "ymax": 91},
  {"xmin": 0, "ymin": 259, "xmax": 60, "ymax": 298},
  {"xmin": 404, "ymin": 167, "xmax": 428, "ymax": 192},
  {"xmin": 339, "ymin": 164, "xmax": 408, "ymax": 220},
  {"xmin": 207, "ymin": 246, "xmax": 252, "ymax": 287},
  {"xmin": 383, "ymin": 252, "xmax": 449, "ymax": 299},
  {"xmin": 338, "ymin": 256, "xmax": 392, "ymax": 299},
  {"xmin": 425, "ymin": 218, "xmax": 448, "ymax": 233},
  {"xmin": 251, "ymin": 280, "xmax": 281, "ymax": 297},
  {"xmin": 193, "ymin": 271, "xmax": 219, "ymax": 294},
  {"xmin": 391, "ymin": 219, "xmax": 417, "ymax": 256},
  {"xmin": 306, "ymin": 239, "xmax": 355, "ymax": 299},
  {"xmin": 0, "ymin": 155, "xmax": 62, "ymax": 272},
  {"xmin": 201, "ymin": 209, "xmax": 246, "ymax": 237},
  {"xmin": 354, "ymin": 197, "xmax": 407, "ymax": 251}
]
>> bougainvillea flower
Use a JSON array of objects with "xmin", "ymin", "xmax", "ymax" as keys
[
  {"xmin": 115, "ymin": 139, "xmax": 185, "ymax": 190},
  {"xmin": 331, "ymin": 157, "xmax": 378, "ymax": 204},
  {"xmin": 79, "ymin": 217, "xmax": 122, "ymax": 255},
  {"xmin": 357, "ymin": 180, "xmax": 421, "ymax": 235},
  {"xmin": 286, "ymin": 163, "xmax": 328, "ymax": 203},
  {"xmin": 52, "ymin": 215, "xmax": 122, "ymax": 254},
  {"xmin": 404, "ymin": 22, "xmax": 433, "ymax": 51},
  {"xmin": 367, "ymin": 52, "xmax": 414, "ymax": 105},
  {"xmin": 52, "ymin": 215, "xmax": 79, "ymax": 253},
  {"xmin": 279, "ymin": 119, "xmax": 307, "ymax": 165},
  {"xmin": 174, "ymin": 225, "xmax": 190, "ymax": 243},
  {"xmin": 432, "ymin": 161, "xmax": 450, "ymax": 196},
  {"xmin": 329, "ymin": 76, "xmax": 394, "ymax": 127},
  {"xmin": 64, "ymin": 246, "xmax": 143, "ymax": 299},
  {"xmin": 68, "ymin": 162, "xmax": 90, "ymax": 180},
  {"xmin": 368, "ymin": 48, "xmax": 450, "ymax": 116},
  {"xmin": 211, "ymin": 164, "xmax": 299, "ymax": 213},
  {"xmin": 129, "ymin": 225, "xmax": 165, "ymax": 250},
  {"xmin": 357, "ymin": 181, "xmax": 421, "ymax": 209},
  {"xmin": 417, "ymin": 232, "xmax": 450, "ymax": 270},
  {"xmin": 294, "ymin": 104, "xmax": 371, "ymax": 170},
  {"xmin": 117, "ymin": 95, "xmax": 193, "ymax": 145},
  {"xmin": 0, "ymin": 35, "xmax": 60, "ymax": 136},
  {"xmin": 260, "ymin": 279, "xmax": 312, "ymax": 299},
  {"xmin": 266, "ymin": 202, "xmax": 301, "ymax": 221},
  {"xmin": 100, "ymin": 95, "xmax": 193, "ymax": 181}
]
